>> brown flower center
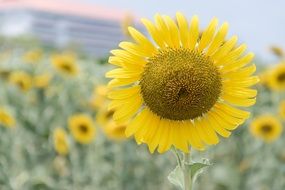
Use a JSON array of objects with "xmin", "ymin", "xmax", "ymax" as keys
[
  {"xmin": 61, "ymin": 63, "xmax": 72, "ymax": 72},
  {"xmin": 277, "ymin": 72, "xmax": 285, "ymax": 82},
  {"xmin": 79, "ymin": 124, "xmax": 88, "ymax": 133},
  {"xmin": 260, "ymin": 124, "xmax": 272, "ymax": 134},
  {"xmin": 140, "ymin": 48, "xmax": 222, "ymax": 120}
]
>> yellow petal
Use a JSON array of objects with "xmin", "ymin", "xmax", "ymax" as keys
[
  {"xmin": 128, "ymin": 27, "xmax": 157, "ymax": 53},
  {"xmin": 173, "ymin": 121, "xmax": 189, "ymax": 153},
  {"xmin": 223, "ymin": 76, "xmax": 259, "ymax": 88},
  {"xmin": 134, "ymin": 112, "xmax": 154, "ymax": 143},
  {"xmin": 188, "ymin": 15, "xmax": 199, "ymax": 50},
  {"xmin": 125, "ymin": 108, "xmax": 148, "ymax": 137},
  {"xmin": 206, "ymin": 22, "xmax": 229, "ymax": 55},
  {"xmin": 201, "ymin": 120, "xmax": 219, "ymax": 145},
  {"xmin": 109, "ymin": 56, "xmax": 123, "ymax": 67},
  {"xmin": 108, "ymin": 86, "xmax": 140, "ymax": 100},
  {"xmin": 149, "ymin": 119, "xmax": 164, "ymax": 153},
  {"xmin": 223, "ymin": 88, "xmax": 257, "ymax": 99},
  {"xmin": 119, "ymin": 41, "xmax": 155, "ymax": 57},
  {"xmin": 158, "ymin": 121, "xmax": 171, "ymax": 153},
  {"xmin": 212, "ymin": 35, "xmax": 238, "ymax": 62},
  {"xmin": 223, "ymin": 87, "xmax": 257, "ymax": 99},
  {"xmin": 154, "ymin": 14, "xmax": 172, "ymax": 47},
  {"xmin": 176, "ymin": 12, "xmax": 189, "ymax": 48},
  {"xmin": 214, "ymin": 103, "xmax": 250, "ymax": 119},
  {"xmin": 207, "ymin": 112, "xmax": 231, "ymax": 137},
  {"xmin": 222, "ymin": 64, "xmax": 256, "ymax": 79},
  {"xmin": 222, "ymin": 94, "xmax": 256, "ymax": 107},
  {"xmin": 141, "ymin": 18, "xmax": 165, "ymax": 48},
  {"xmin": 213, "ymin": 108, "xmax": 246, "ymax": 129},
  {"xmin": 108, "ymin": 91, "xmax": 141, "ymax": 110},
  {"xmin": 198, "ymin": 17, "xmax": 219, "ymax": 52},
  {"xmin": 109, "ymin": 56, "xmax": 145, "ymax": 71},
  {"xmin": 141, "ymin": 109, "xmax": 160, "ymax": 143},
  {"xmin": 221, "ymin": 53, "xmax": 255, "ymax": 72},
  {"xmin": 113, "ymin": 94, "xmax": 143, "ymax": 123},
  {"xmin": 107, "ymin": 77, "xmax": 139, "ymax": 88},
  {"xmin": 184, "ymin": 121, "xmax": 205, "ymax": 150},
  {"xmin": 163, "ymin": 15, "xmax": 180, "ymax": 48},
  {"xmin": 111, "ymin": 49, "xmax": 146, "ymax": 67},
  {"xmin": 209, "ymin": 111, "xmax": 239, "ymax": 131},
  {"xmin": 106, "ymin": 68, "xmax": 142, "ymax": 79},
  {"xmin": 215, "ymin": 44, "xmax": 247, "ymax": 66},
  {"xmin": 194, "ymin": 119, "xmax": 219, "ymax": 145}
]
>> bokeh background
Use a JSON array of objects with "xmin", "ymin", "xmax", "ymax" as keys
[{"xmin": 0, "ymin": 0, "xmax": 285, "ymax": 190}]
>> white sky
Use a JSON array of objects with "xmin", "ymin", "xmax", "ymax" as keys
[{"xmin": 81, "ymin": 0, "xmax": 285, "ymax": 63}]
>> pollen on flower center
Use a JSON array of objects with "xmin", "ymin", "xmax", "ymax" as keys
[{"xmin": 140, "ymin": 48, "xmax": 222, "ymax": 120}]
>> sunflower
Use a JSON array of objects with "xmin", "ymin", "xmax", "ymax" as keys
[
  {"xmin": 95, "ymin": 105, "xmax": 126, "ymax": 140},
  {"xmin": 0, "ymin": 108, "xmax": 15, "ymax": 128},
  {"xmin": 279, "ymin": 101, "xmax": 285, "ymax": 120},
  {"xmin": 53, "ymin": 128, "xmax": 69, "ymax": 155},
  {"xmin": 9, "ymin": 71, "xmax": 33, "ymax": 91},
  {"xmin": 106, "ymin": 13, "xmax": 258, "ymax": 153},
  {"xmin": 23, "ymin": 49, "xmax": 42, "ymax": 63},
  {"xmin": 34, "ymin": 73, "xmax": 52, "ymax": 88},
  {"xmin": 103, "ymin": 120, "xmax": 127, "ymax": 141},
  {"xmin": 267, "ymin": 63, "xmax": 285, "ymax": 90},
  {"xmin": 270, "ymin": 46, "xmax": 284, "ymax": 58},
  {"xmin": 68, "ymin": 114, "xmax": 96, "ymax": 144},
  {"xmin": 250, "ymin": 115, "xmax": 282, "ymax": 142},
  {"xmin": 90, "ymin": 85, "xmax": 109, "ymax": 109},
  {"xmin": 96, "ymin": 105, "xmax": 115, "ymax": 126},
  {"xmin": 51, "ymin": 54, "xmax": 79, "ymax": 76}
]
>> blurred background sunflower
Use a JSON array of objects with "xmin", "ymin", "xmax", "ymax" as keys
[{"xmin": 250, "ymin": 115, "xmax": 282, "ymax": 142}]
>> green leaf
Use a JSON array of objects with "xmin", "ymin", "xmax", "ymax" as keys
[
  {"xmin": 190, "ymin": 159, "xmax": 210, "ymax": 181},
  {"xmin": 167, "ymin": 165, "xmax": 184, "ymax": 190}
]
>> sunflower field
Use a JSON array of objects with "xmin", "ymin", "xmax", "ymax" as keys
[{"xmin": 0, "ymin": 9, "xmax": 285, "ymax": 190}]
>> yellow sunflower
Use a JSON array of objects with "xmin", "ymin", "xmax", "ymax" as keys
[
  {"xmin": 53, "ymin": 128, "xmax": 69, "ymax": 155},
  {"xmin": 9, "ymin": 71, "xmax": 33, "ymax": 91},
  {"xmin": 267, "ymin": 63, "xmax": 285, "ymax": 90},
  {"xmin": 0, "ymin": 108, "xmax": 15, "ymax": 128},
  {"xmin": 103, "ymin": 120, "xmax": 127, "ymax": 141},
  {"xmin": 34, "ymin": 73, "xmax": 52, "ymax": 88},
  {"xmin": 96, "ymin": 105, "xmax": 115, "ymax": 126},
  {"xmin": 279, "ymin": 101, "xmax": 285, "ymax": 120},
  {"xmin": 106, "ymin": 13, "xmax": 258, "ymax": 153},
  {"xmin": 95, "ymin": 105, "xmax": 126, "ymax": 140},
  {"xmin": 23, "ymin": 49, "xmax": 42, "ymax": 63},
  {"xmin": 90, "ymin": 85, "xmax": 109, "ymax": 109},
  {"xmin": 68, "ymin": 114, "xmax": 96, "ymax": 144},
  {"xmin": 250, "ymin": 115, "xmax": 282, "ymax": 142},
  {"xmin": 51, "ymin": 54, "xmax": 79, "ymax": 76},
  {"xmin": 270, "ymin": 46, "xmax": 284, "ymax": 58}
]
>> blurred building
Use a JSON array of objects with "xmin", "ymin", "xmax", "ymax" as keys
[{"xmin": 0, "ymin": 0, "xmax": 139, "ymax": 57}]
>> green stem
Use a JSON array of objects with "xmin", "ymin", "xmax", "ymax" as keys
[
  {"xmin": 183, "ymin": 152, "xmax": 192, "ymax": 190},
  {"xmin": 172, "ymin": 148, "xmax": 182, "ymax": 168}
]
